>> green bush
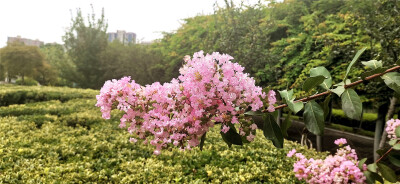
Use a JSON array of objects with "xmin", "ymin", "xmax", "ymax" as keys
[
  {"xmin": 0, "ymin": 86, "xmax": 328, "ymax": 183},
  {"xmin": 0, "ymin": 116, "xmax": 326, "ymax": 183},
  {"xmin": 0, "ymin": 99, "xmax": 96, "ymax": 117},
  {"xmin": 15, "ymin": 77, "xmax": 39, "ymax": 86},
  {"xmin": 330, "ymin": 109, "xmax": 377, "ymax": 131},
  {"xmin": 0, "ymin": 85, "xmax": 97, "ymax": 106}
]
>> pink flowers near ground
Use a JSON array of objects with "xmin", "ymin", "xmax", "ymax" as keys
[
  {"xmin": 288, "ymin": 138, "xmax": 367, "ymax": 184},
  {"xmin": 386, "ymin": 119, "xmax": 400, "ymax": 140},
  {"xmin": 96, "ymin": 51, "xmax": 275, "ymax": 154}
]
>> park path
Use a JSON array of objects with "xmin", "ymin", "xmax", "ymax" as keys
[{"xmin": 287, "ymin": 120, "xmax": 375, "ymax": 162}]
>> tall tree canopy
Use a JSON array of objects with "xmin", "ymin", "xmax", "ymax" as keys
[
  {"xmin": 0, "ymin": 43, "xmax": 45, "ymax": 84},
  {"xmin": 63, "ymin": 7, "xmax": 108, "ymax": 89}
]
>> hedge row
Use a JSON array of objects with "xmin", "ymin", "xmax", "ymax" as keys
[
  {"xmin": 0, "ymin": 116, "xmax": 326, "ymax": 183},
  {"xmin": 0, "ymin": 90, "xmax": 328, "ymax": 183},
  {"xmin": 330, "ymin": 109, "xmax": 377, "ymax": 131},
  {"xmin": 0, "ymin": 99, "xmax": 95, "ymax": 117},
  {"xmin": 0, "ymin": 85, "xmax": 97, "ymax": 106}
]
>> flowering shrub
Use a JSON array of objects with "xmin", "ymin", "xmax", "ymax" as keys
[
  {"xmin": 96, "ymin": 51, "xmax": 275, "ymax": 154},
  {"xmin": 288, "ymin": 138, "xmax": 367, "ymax": 184},
  {"xmin": 0, "ymin": 86, "xmax": 325, "ymax": 183}
]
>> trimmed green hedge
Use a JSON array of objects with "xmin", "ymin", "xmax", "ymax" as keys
[
  {"xmin": 15, "ymin": 77, "xmax": 39, "ymax": 86},
  {"xmin": 0, "ymin": 85, "xmax": 328, "ymax": 183},
  {"xmin": 0, "ymin": 85, "xmax": 97, "ymax": 106},
  {"xmin": 0, "ymin": 99, "xmax": 95, "ymax": 117},
  {"xmin": 0, "ymin": 116, "xmax": 326, "ymax": 183},
  {"xmin": 330, "ymin": 109, "xmax": 377, "ymax": 131}
]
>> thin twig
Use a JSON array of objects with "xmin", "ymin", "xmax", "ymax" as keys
[{"xmin": 375, "ymin": 147, "xmax": 393, "ymax": 163}]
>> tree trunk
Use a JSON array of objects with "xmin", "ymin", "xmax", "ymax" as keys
[
  {"xmin": 373, "ymin": 103, "xmax": 389, "ymax": 161},
  {"xmin": 277, "ymin": 109, "xmax": 282, "ymax": 127},
  {"xmin": 378, "ymin": 97, "xmax": 397, "ymax": 149},
  {"xmin": 21, "ymin": 74, "xmax": 25, "ymax": 84},
  {"xmin": 327, "ymin": 96, "xmax": 333, "ymax": 125},
  {"xmin": 316, "ymin": 135, "xmax": 322, "ymax": 152},
  {"xmin": 276, "ymin": 95, "xmax": 282, "ymax": 126}
]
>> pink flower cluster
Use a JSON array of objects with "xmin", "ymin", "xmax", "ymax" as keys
[
  {"xmin": 386, "ymin": 119, "xmax": 400, "ymax": 140},
  {"xmin": 288, "ymin": 138, "xmax": 366, "ymax": 184},
  {"xmin": 96, "ymin": 51, "xmax": 275, "ymax": 154}
]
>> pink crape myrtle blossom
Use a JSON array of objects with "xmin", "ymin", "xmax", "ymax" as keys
[
  {"xmin": 386, "ymin": 119, "xmax": 400, "ymax": 140},
  {"xmin": 96, "ymin": 51, "xmax": 276, "ymax": 154},
  {"xmin": 334, "ymin": 138, "xmax": 347, "ymax": 146},
  {"xmin": 288, "ymin": 139, "xmax": 366, "ymax": 184}
]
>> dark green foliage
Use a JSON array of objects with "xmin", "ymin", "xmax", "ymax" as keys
[
  {"xmin": 15, "ymin": 77, "xmax": 38, "ymax": 86},
  {"xmin": 63, "ymin": 7, "xmax": 108, "ymax": 88},
  {"xmin": 0, "ymin": 43, "xmax": 48, "ymax": 84}
]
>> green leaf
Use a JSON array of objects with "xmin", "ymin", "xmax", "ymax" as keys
[
  {"xmin": 287, "ymin": 101, "xmax": 303, "ymax": 114},
  {"xmin": 396, "ymin": 126, "xmax": 400, "ymax": 138},
  {"xmin": 334, "ymin": 79, "xmax": 351, "ymax": 87},
  {"xmin": 244, "ymin": 110, "xmax": 263, "ymax": 116},
  {"xmin": 310, "ymin": 66, "xmax": 332, "ymax": 89},
  {"xmin": 303, "ymin": 101, "xmax": 324, "ymax": 136},
  {"xmin": 220, "ymin": 124, "xmax": 242, "ymax": 147},
  {"xmin": 279, "ymin": 89, "xmax": 294, "ymax": 102},
  {"xmin": 393, "ymin": 143, "xmax": 400, "ymax": 150},
  {"xmin": 376, "ymin": 148, "xmax": 387, "ymax": 156},
  {"xmin": 389, "ymin": 139, "xmax": 398, "ymax": 146},
  {"xmin": 344, "ymin": 47, "xmax": 366, "ymax": 84},
  {"xmin": 331, "ymin": 86, "xmax": 345, "ymax": 96},
  {"xmin": 281, "ymin": 111, "xmax": 292, "ymax": 138},
  {"xmin": 358, "ymin": 158, "xmax": 367, "ymax": 170},
  {"xmin": 341, "ymin": 89, "xmax": 362, "ymax": 120},
  {"xmin": 388, "ymin": 153, "xmax": 400, "ymax": 167},
  {"xmin": 263, "ymin": 113, "xmax": 284, "ymax": 148},
  {"xmin": 361, "ymin": 68, "xmax": 385, "ymax": 82},
  {"xmin": 322, "ymin": 95, "xmax": 331, "ymax": 120},
  {"xmin": 199, "ymin": 132, "xmax": 206, "ymax": 151},
  {"xmin": 363, "ymin": 171, "xmax": 384, "ymax": 184},
  {"xmin": 361, "ymin": 60, "xmax": 382, "ymax": 70},
  {"xmin": 377, "ymin": 163, "xmax": 397, "ymax": 182},
  {"xmin": 367, "ymin": 163, "xmax": 377, "ymax": 172},
  {"xmin": 302, "ymin": 76, "xmax": 326, "ymax": 92},
  {"xmin": 382, "ymin": 72, "xmax": 400, "ymax": 94}
]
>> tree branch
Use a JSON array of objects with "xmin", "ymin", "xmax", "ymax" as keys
[{"xmin": 270, "ymin": 65, "xmax": 400, "ymax": 111}]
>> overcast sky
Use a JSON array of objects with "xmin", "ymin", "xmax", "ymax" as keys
[{"xmin": 0, "ymin": 0, "xmax": 267, "ymax": 47}]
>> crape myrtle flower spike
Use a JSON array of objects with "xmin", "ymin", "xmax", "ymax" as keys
[{"xmin": 96, "ymin": 51, "xmax": 275, "ymax": 155}]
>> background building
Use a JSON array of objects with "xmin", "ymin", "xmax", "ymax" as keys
[
  {"xmin": 7, "ymin": 36, "xmax": 44, "ymax": 47},
  {"xmin": 107, "ymin": 30, "xmax": 136, "ymax": 44}
]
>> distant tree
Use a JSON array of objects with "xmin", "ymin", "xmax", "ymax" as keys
[
  {"xmin": 99, "ymin": 41, "xmax": 165, "ymax": 85},
  {"xmin": 40, "ymin": 43, "xmax": 78, "ymax": 86},
  {"xmin": 33, "ymin": 61, "xmax": 57, "ymax": 85},
  {"xmin": 63, "ymin": 7, "xmax": 108, "ymax": 89},
  {"xmin": 0, "ymin": 43, "xmax": 45, "ymax": 84},
  {"xmin": 0, "ymin": 49, "xmax": 5, "ymax": 81}
]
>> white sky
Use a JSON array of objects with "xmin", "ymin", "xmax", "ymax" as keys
[{"xmin": 0, "ymin": 0, "xmax": 267, "ymax": 47}]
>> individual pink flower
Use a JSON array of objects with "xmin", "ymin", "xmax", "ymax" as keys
[
  {"xmin": 267, "ymin": 90, "xmax": 276, "ymax": 104},
  {"xmin": 221, "ymin": 125, "xmax": 230, "ymax": 134},
  {"xmin": 250, "ymin": 123, "xmax": 258, "ymax": 130},
  {"xmin": 129, "ymin": 138, "xmax": 137, "ymax": 143},
  {"xmin": 287, "ymin": 149, "xmax": 296, "ymax": 157},
  {"xmin": 246, "ymin": 133, "xmax": 255, "ymax": 142},
  {"xmin": 334, "ymin": 138, "xmax": 347, "ymax": 146}
]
